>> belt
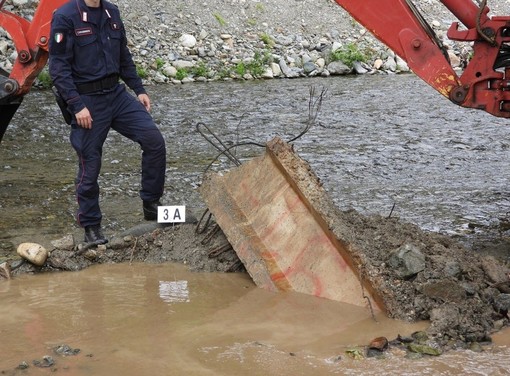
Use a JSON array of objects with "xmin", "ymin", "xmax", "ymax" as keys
[{"xmin": 76, "ymin": 74, "xmax": 119, "ymax": 95}]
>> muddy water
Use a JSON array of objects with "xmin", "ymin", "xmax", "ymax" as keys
[
  {"xmin": 1, "ymin": 75, "xmax": 510, "ymax": 374},
  {"xmin": 1, "ymin": 263, "xmax": 509, "ymax": 375}
]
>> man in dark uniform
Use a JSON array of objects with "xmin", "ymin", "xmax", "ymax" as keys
[{"xmin": 49, "ymin": 0, "xmax": 166, "ymax": 244}]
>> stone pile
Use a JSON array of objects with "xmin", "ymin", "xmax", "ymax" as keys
[{"xmin": 0, "ymin": 0, "xmax": 502, "ymax": 85}]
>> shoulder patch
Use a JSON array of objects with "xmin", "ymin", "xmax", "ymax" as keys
[
  {"xmin": 54, "ymin": 32, "xmax": 64, "ymax": 43},
  {"xmin": 49, "ymin": 28, "xmax": 67, "ymax": 56}
]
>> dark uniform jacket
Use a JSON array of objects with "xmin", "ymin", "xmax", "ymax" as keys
[{"xmin": 49, "ymin": 0, "xmax": 146, "ymax": 115}]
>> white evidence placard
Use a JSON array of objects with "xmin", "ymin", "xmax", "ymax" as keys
[{"xmin": 157, "ymin": 206, "xmax": 186, "ymax": 223}]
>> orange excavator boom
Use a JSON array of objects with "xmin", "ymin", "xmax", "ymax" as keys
[
  {"xmin": 334, "ymin": 0, "xmax": 510, "ymax": 118},
  {"xmin": 0, "ymin": 0, "xmax": 67, "ymax": 141}
]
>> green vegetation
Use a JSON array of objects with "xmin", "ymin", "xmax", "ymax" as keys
[
  {"xmin": 217, "ymin": 67, "xmax": 233, "ymax": 79},
  {"xmin": 255, "ymin": 3, "xmax": 264, "ymax": 12},
  {"xmin": 136, "ymin": 65, "xmax": 148, "ymax": 79},
  {"xmin": 246, "ymin": 18, "xmax": 257, "ymax": 27},
  {"xmin": 235, "ymin": 50, "xmax": 273, "ymax": 78},
  {"xmin": 175, "ymin": 68, "xmax": 188, "ymax": 80},
  {"xmin": 170, "ymin": 62, "xmax": 210, "ymax": 81},
  {"xmin": 213, "ymin": 12, "xmax": 227, "ymax": 27},
  {"xmin": 235, "ymin": 62, "xmax": 247, "ymax": 76},
  {"xmin": 330, "ymin": 43, "xmax": 367, "ymax": 68},
  {"xmin": 259, "ymin": 33, "xmax": 274, "ymax": 48},
  {"xmin": 155, "ymin": 57, "xmax": 165, "ymax": 70},
  {"xmin": 37, "ymin": 69, "xmax": 52, "ymax": 88},
  {"xmin": 190, "ymin": 61, "xmax": 209, "ymax": 78}
]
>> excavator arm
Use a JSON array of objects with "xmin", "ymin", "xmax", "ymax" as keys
[
  {"xmin": 0, "ymin": 0, "xmax": 67, "ymax": 141},
  {"xmin": 334, "ymin": 0, "xmax": 510, "ymax": 117}
]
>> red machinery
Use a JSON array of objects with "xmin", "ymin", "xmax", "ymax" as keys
[
  {"xmin": 0, "ymin": 0, "xmax": 509, "ymax": 143},
  {"xmin": 0, "ymin": 0, "xmax": 66, "ymax": 141},
  {"xmin": 334, "ymin": 0, "xmax": 510, "ymax": 117}
]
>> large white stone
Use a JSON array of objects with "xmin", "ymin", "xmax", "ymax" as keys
[
  {"xmin": 179, "ymin": 34, "xmax": 197, "ymax": 48},
  {"xmin": 17, "ymin": 243, "xmax": 48, "ymax": 266},
  {"xmin": 172, "ymin": 60, "xmax": 194, "ymax": 69}
]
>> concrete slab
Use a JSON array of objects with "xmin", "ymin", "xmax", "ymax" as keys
[{"xmin": 200, "ymin": 137, "xmax": 384, "ymax": 312}]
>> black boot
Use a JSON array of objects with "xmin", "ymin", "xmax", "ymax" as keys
[
  {"xmin": 143, "ymin": 200, "xmax": 161, "ymax": 221},
  {"xmin": 84, "ymin": 224, "xmax": 108, "ymax": 245}
]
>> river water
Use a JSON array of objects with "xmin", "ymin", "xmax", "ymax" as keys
[{"xmin": 1, "ymin": 75, "xmax": 510, "ymax": 374}]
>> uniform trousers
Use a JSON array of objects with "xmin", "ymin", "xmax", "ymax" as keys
[{"xmin": 69, "ymin": 84, "xmax": 166, "ymax": 227}]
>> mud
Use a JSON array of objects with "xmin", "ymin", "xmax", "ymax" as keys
[
  {"xmin": 10, "ymin": 221, "xmax": 243, "ymax": 276},
  {"xmin": 265, "ymin": 138, "xmax": 510, "ymax": 345}
]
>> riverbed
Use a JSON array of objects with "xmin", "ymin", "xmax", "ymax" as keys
[
  {"xmin": 1, "ymin": 74, "xmax": 509, "ymax": 374},
  {"xmin": 1, "ymin": 74, "xmax": 509, "ymax": 254}
]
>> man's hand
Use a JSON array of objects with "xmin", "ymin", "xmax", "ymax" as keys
[
  {"xmin": 138, "ymin": 93, "xmax": 151, "ymax": 112},
  {"xmin": 75, "ymin": 107, "xmax": 93, "ymax": 129}
]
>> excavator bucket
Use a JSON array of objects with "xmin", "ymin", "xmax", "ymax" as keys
[{"xmin": 0, "ymin": 100, "xmax": 21, "ymax": 143}]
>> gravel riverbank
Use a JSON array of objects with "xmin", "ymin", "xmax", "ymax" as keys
[{"xmin": 1, "ymin": 0, "xmax": 509, "ymax": 83}]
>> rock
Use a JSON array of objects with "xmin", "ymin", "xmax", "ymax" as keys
[
  {"xmin": 153, "ymin": 72, "xmax": 168, "ymax": 83},
  {"xmin": 431, "ymin": 20, "xmax": 441, "ymax": 28},
  {"xmin": 345, "ymin": 347, "xmax": 364, "ymax": 360},
  {"xmin": 51, "ymin": 234, "xmax": 75, "ymax": 251},
  {"xmin": 83, "ymin": 249, "xmax": 97, "ymax": 260},
  {"xmin": 54, "ymin": 344, "xmax": 80, "ymax": 356},
  {"xmin": 261, "ymin": 67, "xmax": 274, "ymax": 78},
  {"xmin": 17, "ymin": 243, "xmax": 48, "ymax": 266},
  {"xmin": 368, "ymin": 336, "xmax": 389, "ymax": 351},
  {"xmin": 387, "ymin": 243, "xmax": 425, "ymax": 279},
  {"xmin": 443, "ymin": 261, "xmax": 461, "ymax": 277},
  {"xmin": 448, "ymin": 50, "xmax": 462, "ymax": 68},
  {"xmin": 353, "ymin": 61, "xmax": 368, "ymax": 74},
  {"xmin": 179, "ymin": 33, "xmax": 197, "ymax": 48},
  {"xmin": 468, "ymin": 342, "xmax": 483, "ymax": 352},
  {"xmin": 162, "ymin": 64, "xmax": 177, "ymax": 77},
  {"xmin": 275, "ymin": 35, "xmax": 293, "ymax": 46},
  {"xmin": 270, "ymin": 62, "xmax": 282, "ymax": 77},
  {"xmin": 173, "ymin": 60, "xmax": 194, "ymax": 69},
  {"xmin": 405, "ymin": 351, "xmax": 423, "ymax": 359},
  {"xmin": 278, "ymin": 58, "xmax": 299, "ymax": 78},
  {"xmin": 493, "ymin": 293, "xmax": 510, "ymax": 314},
  {"xmin": 366, "ymin": 348, "xmax": 384, "ymax": 358},
  {"xmin": 331, "ymin": 41, "xmax": 343, "ymax": 52},
  {"xmin": 16, "ymin": 361, "xmax": 29, "ymax": 370},
  {"xmin": 407, "ymin": 343, "xmax": 442, "ymax": 356},
  {"xmin": 0, "ymin": 40, "xmax": 9, "ymax": 55},
  {"xmin": 198, "ymin": 29, "xmax": 208, "ymax": 40},
  {"xmin": 373, "ymin": 58, "xmax": 383, "ymax": 69},
  {"xmin": 327, "ymin": 60, "xmax": 351, "ymax": 75},
  {"xmin": 481, "ymin": 256, "xmax": 510, "ymax": 284},
  {"xmin": 411, "ymin": 331, "xmax": 429, "ymax": 343},
  {"xmin": 395, "ymin": 56, "xmax": 409, "ymax": 72},
  {"xmin": 303, "ymin": 61, "xmax": 317, "ymax": 74},
  {"xmin": 0, "ymin": 262, "xmax": 11, "ymax": 279},
  {"xmin": 422, "ymin": 281, "xmax": 467, "ymax": 303},
  {"xmin": 383, "ymin": 56, "xmax": 397, "ymax": 71},
  {"xmin": 33, "ymin": 355, "xmax": 55, "ymax": 368}
]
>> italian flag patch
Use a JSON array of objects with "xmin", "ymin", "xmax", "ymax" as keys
[{"xmin": 55, "ymin": 33, "xmax": 64, "ymax": 43}]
